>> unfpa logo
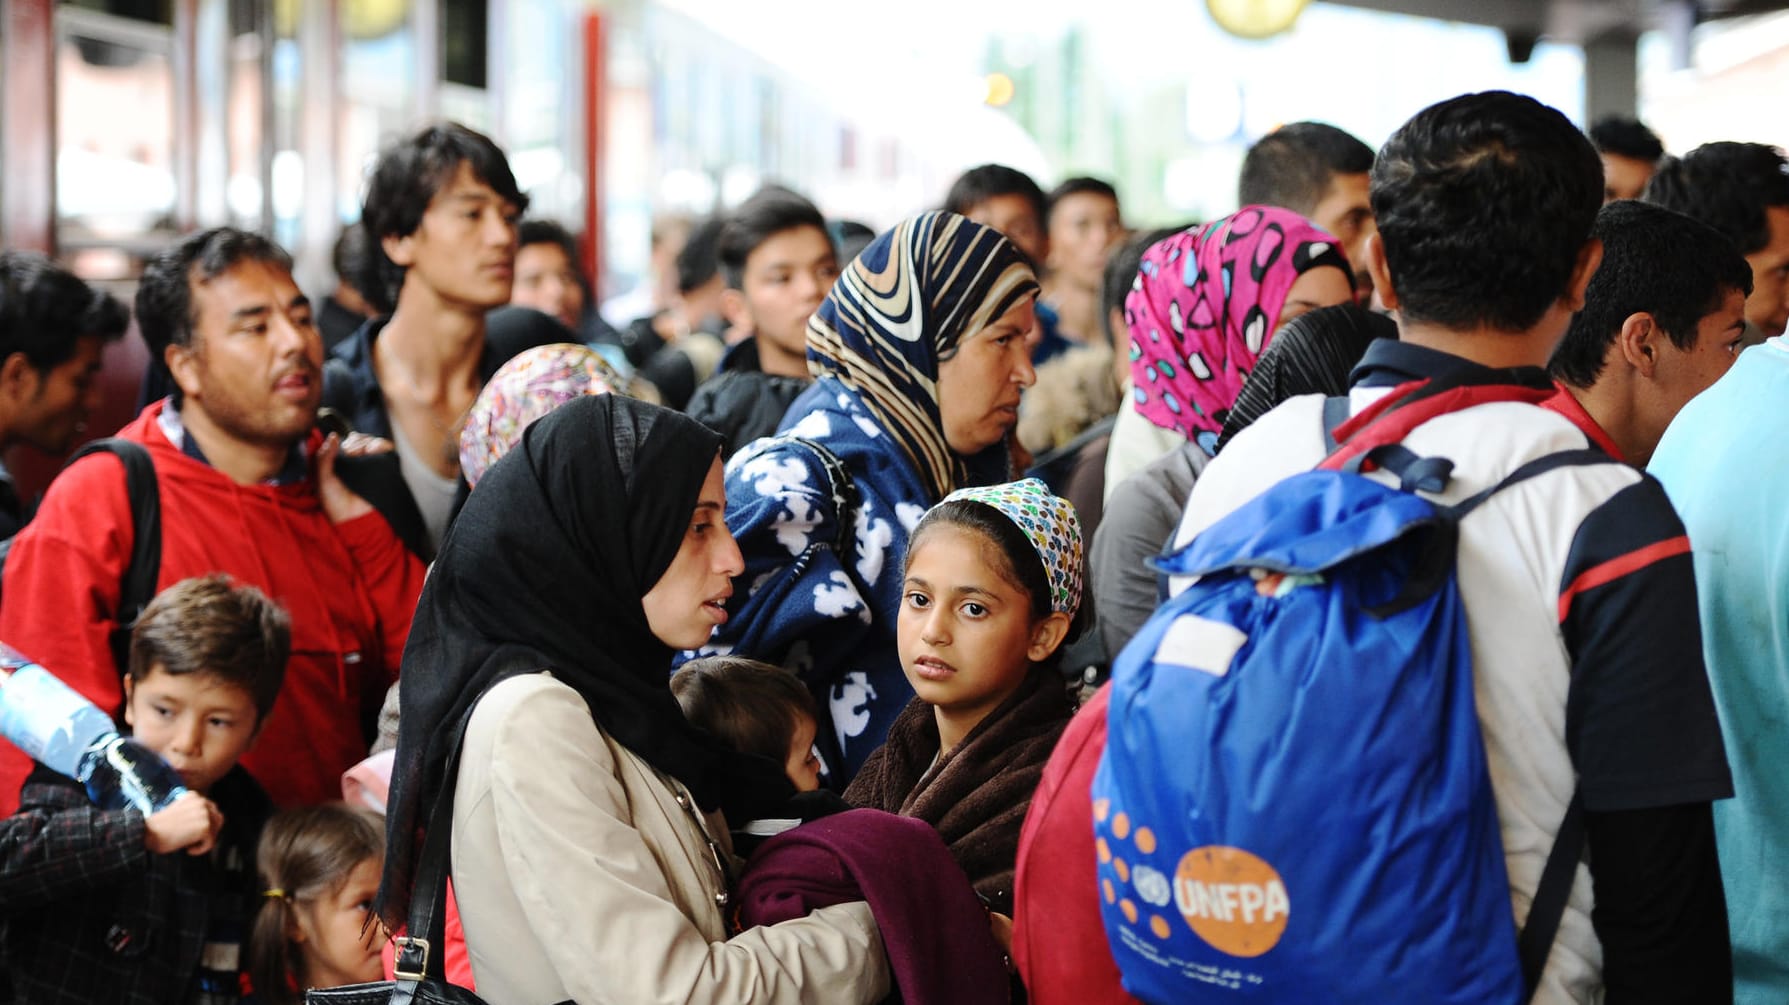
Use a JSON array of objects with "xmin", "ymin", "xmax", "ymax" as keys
[
  {"xmin": 1096, "ymin": 799, "xmax": 1292, "ymax": 958},
  {"xmin": 1176, "ymin": 846, "xmax": 1290, "ymax": 957}
]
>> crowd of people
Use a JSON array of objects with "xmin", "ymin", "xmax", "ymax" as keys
[{"xmin": 0, "ymin": 86, "xmax": 1786, "ymax": 1005}]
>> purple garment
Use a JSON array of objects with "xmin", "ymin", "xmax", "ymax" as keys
[{"xmin": 736, "ymin": 808, "xmax": 1009, "ymax": 1005}]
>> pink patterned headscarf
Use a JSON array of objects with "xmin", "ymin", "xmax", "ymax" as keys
[
  {"xmin": 458, "ymin": 343, "xmax": 628, "ymax": 487},
  {"xmin": 1125, "ymin": 206, "xmax": 1351, "ymax": 454}
]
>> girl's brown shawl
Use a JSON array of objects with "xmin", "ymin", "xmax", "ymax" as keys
[{"xmin": 843, "ymin": 669, "xmax": 1075, "ymax": 914}]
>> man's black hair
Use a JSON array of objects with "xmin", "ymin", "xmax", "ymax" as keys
[
  {"xmin": 1549, "ymin": 201, "xmax": 1752, "ymax": 387},
  {"xmin": 1239, "ymin": 122, "xmax": 1375, "ymax": 216},
  {"xmin": 1371, "ymin": 91, "xmax": 1602, "ymax": 333},
  {"xmin": 136, "ymin": 228, "xmax": 294, "ymax": 366},
  {"xmin": 518, "ymin": 219, "xmax": 579, "ymax": 259},
  {"xmin": 0, "ymin": 253, "xmax": 128, "ymax": 374},
  {"xmin": 676, "ymin": 218, "xmax": 726, "ymax": 295},
  {"xmin": 358, "ymin": 122, "xmax": 528, "ymax": 313},
  {"xmin": 942, "ymin": 164, "xmax": 1048, "ymax": 229},
  {"xmin": 717, "ymin": 189, "xmax": 829, "ymax": 290},
  {"xmin": 1102, "ymin": 227, "xmax": 1184, "ymax": 344},
  {"xmin": 1588, "ymin": 116, "xmax": 1665, "ymax": 163},
  {"xmin": 1643, "ymin": 142, "xmax": 1789, "ymax": 257},
  {"xmin": 331, "ymin": 223, "xmax": 373, "ymax": 296},
  {"xmin": 1047, "ymin": 177, "xmax": 1120, "ymax": 218}
]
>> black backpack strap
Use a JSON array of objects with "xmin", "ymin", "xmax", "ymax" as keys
[
  {"xmin": 1449, "ymin": 449, "xmax": 1614, "ymax": 520},
  {"xmin": 1519, "ymin": 792, "xmax": 1585, "ymax": 999},
  {"xmin": 782, "ymin": 436, "xmax": 860, "ymax": 554},
  {"xmin": 64, "ymin": 439, "xmax": 160, "ymax": 674},
  {"xmin": 1320, "ymin": 394, "xmax": 1352, "ymax": 453}
]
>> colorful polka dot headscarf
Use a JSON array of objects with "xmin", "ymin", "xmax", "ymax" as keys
[
  {"xmin": 939, "ymin": 477, "xmax": 1083, "ymax": 617},
  {"xmin": 1125, "ymin": 206, "xmax": 1351, "ymax": 456},
  {"xmin": 459, "ymin": 343, "xmax": 627, "ymax": 488}
]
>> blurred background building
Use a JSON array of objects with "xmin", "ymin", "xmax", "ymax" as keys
[{"xmin": 2, "ymin": 0, "xmax": 1787, "ymax": 344}]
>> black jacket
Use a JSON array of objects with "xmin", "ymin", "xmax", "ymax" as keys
[
  {"xmin": 685, "ymin": 338, "xmax": 810, "ymax": 457},
  {"xmin": 0, "ymin": 765, "xmax": 271, "ymax": 1005}
]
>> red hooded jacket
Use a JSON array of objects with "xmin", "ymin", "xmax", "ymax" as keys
[{"xmin": 0, "ymin": 401, "xmax": 425, "ymax": 810}]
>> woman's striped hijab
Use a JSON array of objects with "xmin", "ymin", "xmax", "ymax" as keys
[{"xmin": 807, "ymin": 212, "xmax": 1039, "ymax": 500}]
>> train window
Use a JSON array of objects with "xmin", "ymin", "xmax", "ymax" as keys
[
  {"xmin": 61, "ymin": 0, "xmax": 173, "ymax": 26},
  {"xmin": 441, "ymin": 0, "xmax": 486, "ymax": 89}
]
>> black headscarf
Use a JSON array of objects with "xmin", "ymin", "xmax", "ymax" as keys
[
  {"xmin": 1215, "ymin": 303, "xmax": 1397, "ymax": 453},
  {"xmin": 376, "ymin": 394, "xmax": 794, "ymax": 928}
]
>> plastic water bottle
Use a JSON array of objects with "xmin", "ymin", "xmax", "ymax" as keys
[{"xmin": 0, "ymin": 643, "xmax": 188, "ymax": 814}]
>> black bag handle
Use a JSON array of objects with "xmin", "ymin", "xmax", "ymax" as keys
[{"xmin": 390, "ymin": 707, "xmax": 476, "ymax": 989}]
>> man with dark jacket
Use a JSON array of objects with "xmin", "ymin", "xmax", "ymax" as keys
[{"xmin": 687, "ymin": 189, "xmax": 837, "ymax": 455}]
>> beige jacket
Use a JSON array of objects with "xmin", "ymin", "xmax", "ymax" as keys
[{"xmin": 451, "ymin": 673, "xmax": 891, "ymax": 1004}]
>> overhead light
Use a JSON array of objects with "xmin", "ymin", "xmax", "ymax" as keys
[
  {"xmin": 984, "ymin": 72, "xmax": 1016, "ymax": 108},
  {"xmin": 1206, "ymin": 0, "xmax": 1310, "ymax": 40}
]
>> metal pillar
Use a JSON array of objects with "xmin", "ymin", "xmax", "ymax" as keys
[{"xmin": 1584, "ymin": 28, "xmax": 1641, "ymax": 122}]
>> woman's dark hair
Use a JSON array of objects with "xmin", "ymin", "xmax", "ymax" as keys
[
  {"xmin": 1549, "ymin": 200, "xmax": 1753, "ymax": 388},
  {"xmin": 1643, "ymin": 141, "xmax": 1789, "ymax": 257},
  {"xmin": 670, "ymin": 656, "xmax": 816, "ymax": 765},
  {"xmin": 359, "ymin": 122, "xmax": 528, "ymax": 313},
  {"xmin": 1371, "ymin": 91, "xmax": 1602, "ymax": 334},
  {"xmin": 908, "ymin": 499, "xmax": 1084, "ymax": 655},
  {"xmin": 249, "ymin": 804, "xmax": 385, "ymax": 1005}
]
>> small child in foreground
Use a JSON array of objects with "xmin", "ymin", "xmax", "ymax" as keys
[
  {"xmin": 671, "ymin": 655, "xmax": 845, "ymax": 853},
  {"xmin": 0, "ymin": 575, "xmax": 290, "ymax": 1005},
  {"xmin": 249, "ymin": 803, "xmax": 386, "ymax": 1004}
]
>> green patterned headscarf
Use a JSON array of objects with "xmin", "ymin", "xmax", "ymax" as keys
[{"xmin": 940, "ymin": 477, "xmax": 1083, "ymax": 617}]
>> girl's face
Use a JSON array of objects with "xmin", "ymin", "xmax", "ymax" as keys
[
  {"xmin": 290, "ymin": 856, "xmax": 385, "ymax": 991},
  {"xmin": 642, "ymin": 458, "xmax": 744, "ymax": 651},
  {"xmin": 897, "ymin": 524, "xmax": 1067, "ymax": 727}
]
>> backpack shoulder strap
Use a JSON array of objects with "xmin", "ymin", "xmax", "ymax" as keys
[
  {"xmin": 1449, "ymin": 449, "xmax": 1613, "ymax": 519},
  {"xmin": 65, "ymin": 439, "xmax": 161, "ymax": 670},
  {"xmin": 1520, "ymin": 793, "xmax": 1585, "ymax": 999},
  {"xmin": 779, "ymin": 436, "xmax": 860, "ymax": 554}
]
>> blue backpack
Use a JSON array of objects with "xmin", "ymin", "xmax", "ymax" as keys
[{"xmin": 1092, "ymin": 391, "xmax": 1606, "ymax": 1004}]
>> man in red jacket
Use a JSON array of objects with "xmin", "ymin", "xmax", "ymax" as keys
[{"xmin": 0, "ymin": 228, "xmax": 426, "ymax": 810}]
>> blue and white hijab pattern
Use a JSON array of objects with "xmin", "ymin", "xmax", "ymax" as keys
[{"xmin": 686, "ymin": 212, "xmax": 1039, "ymax": 782}]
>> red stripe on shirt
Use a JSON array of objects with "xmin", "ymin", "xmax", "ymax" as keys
[{"xmin": 1557, "ymin": 535, "xmax": 1692, "ymax": 623}]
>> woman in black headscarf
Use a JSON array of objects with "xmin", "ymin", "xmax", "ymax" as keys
[{"xmin": 377, "ymin": 394, "xmax": 890, "ymax": 1003}]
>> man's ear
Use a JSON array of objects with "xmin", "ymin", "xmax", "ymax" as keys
[
  {"xmin": 719, "ymin": 287, "xmax": 752, "ymax": 334},
  {"xmin": 121, "ymin": 675, "xmax": 136, "ymax": 730},
  {"xmin": 0, "ymin": 351, "xmax": 37, "ymax": 403},
  {"xmin": 382, "ymin": 232, "xmax": 415, "ymax": 270},
  {"xmin": 1364, "ymin": 233, "xmax": 1399, "ymax": 312},
  {"xmin": 1563, "ymin": 238, "xmax": 1604, "ymax": 314},
  {"xmin": 1614, "ymin": 312, "xmax": 1660, "ymax": 377},
  {"xmin": 164, "ymin": 342, "xmax": 201, "ymax": 400},
  {"xmin": 1027, "ymin": 611, "xmax": 1073, "ymax": 663}
]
